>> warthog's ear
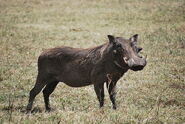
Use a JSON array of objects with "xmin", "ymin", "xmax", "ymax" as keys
[
  {"xmin": 130, "ymin": 34, "xmax": 138, "ymax": 42},
  {"xmin": 138, "ymin": 47, "xmax": 142, "ymax": 52},
  {"xmin": 107, "ymin": 35, "xmax": 116, "ymax": 44}
]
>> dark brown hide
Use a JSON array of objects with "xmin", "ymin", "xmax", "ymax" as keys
[{"xmin": 26, "ymin": 35, "xmax": 146, "ymax": 112}]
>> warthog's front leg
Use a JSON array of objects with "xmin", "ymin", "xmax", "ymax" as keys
[
  {"xmin": 106, "ymin": 74, "xmax": 120, "ymax": 109},
  {"xmin": 106, "ymin": 81, "xmax": 117, "ymax": 109},
  {"xmin": 94, "ymin": 83, "xmax": 104, "ymax": 108}
]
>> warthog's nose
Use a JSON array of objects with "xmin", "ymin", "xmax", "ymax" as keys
[{"xmin": 128, "ymin": 58, "xmax": 147, "ymax": 71}]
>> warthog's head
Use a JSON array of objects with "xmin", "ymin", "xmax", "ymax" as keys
[{"xmin": 107, "ymin": 34, "xmax": 147, "ymax": 71}]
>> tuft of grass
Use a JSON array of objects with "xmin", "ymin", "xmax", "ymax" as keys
[{"xmin": 0, "ymin": 0, "xmax": 185, "ymax": 123}]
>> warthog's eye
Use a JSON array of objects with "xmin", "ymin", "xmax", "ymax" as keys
[
  {"xmin": 130, "ymin": 42, "xmax": 134, "ymax": 47},
  {"xmin": 116, "ymin": 43, "xmax": 122, "ymax": 48},
  {"xmin": 113, "ymin": 44, "xmax": 123, "ymax": 55},
  {"xmin": 116, "ymin": 44, "xmax": 124, "ymax": 53}
]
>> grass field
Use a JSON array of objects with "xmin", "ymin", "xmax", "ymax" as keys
[{"xmin": 0, "ymin": 0, "xmax": 185, "ymax": 123}]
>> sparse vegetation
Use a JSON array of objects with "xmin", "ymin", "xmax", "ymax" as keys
[{"xmin": 0, "ymin": 0, "xmax": 185, "ymax": 123}]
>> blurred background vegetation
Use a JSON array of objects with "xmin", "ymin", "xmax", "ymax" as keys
[{"xmin": 0, "ymin": 0, "xmax": 184, "ymax": 123}]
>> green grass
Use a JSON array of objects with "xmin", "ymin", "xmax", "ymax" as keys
[{"xmin": 0, "ymin": 0, "xmax": 185, "ymax": 123}]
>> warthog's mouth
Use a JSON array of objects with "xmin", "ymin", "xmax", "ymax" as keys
[
  {"xmin": 123, "ymin": 56, "xmax": 147, "ymax": 71},
  {"xmin": 130, "ymin": 65, "xmax": 145, "ymax": 71}
]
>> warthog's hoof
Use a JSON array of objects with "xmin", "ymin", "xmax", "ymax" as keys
[
  {"xmin": 26, "ymin": 109, "xmax": 32, "ymax": 114},
  {"xmin": 45, "ymin": 107, "xmax": 52, "ymax": 112},
  {"xmin": 113, "ymin": 105, "xmax": 117, "ymax": 110}
]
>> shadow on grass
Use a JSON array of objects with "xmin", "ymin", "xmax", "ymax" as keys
[{"xmin": 2, "ymin": 106, "xmax": 44, "ymax": 114}]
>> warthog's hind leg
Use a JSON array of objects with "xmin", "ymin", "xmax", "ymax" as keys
[
  {"xmin": 43, "ymin": 81, "xmax": 59, "ymax": 112},
  {"xmin": 26, "ymin": 74, "xmax": 46, "ymax": 113},
  {"xmin": 94, "ymin": 83, "xmax": 104, "ymax": 108}
]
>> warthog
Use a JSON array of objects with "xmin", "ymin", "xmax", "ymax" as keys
[{"xmin": 26, "ymin": 34, "xmax": 146, "ymax": 112}]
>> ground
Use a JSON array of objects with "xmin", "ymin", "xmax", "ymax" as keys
[{"xmin": 0, "ymin": 0, "xmax": 185, "ymax": 123}]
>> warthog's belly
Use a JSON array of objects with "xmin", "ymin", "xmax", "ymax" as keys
[
  {"xmin": 63, "ymin": 81, "xmax": 93, "ymax": 87},
  {"xmin": 56, "ymin": 68, "xmax": 93, "ymax": 87}
]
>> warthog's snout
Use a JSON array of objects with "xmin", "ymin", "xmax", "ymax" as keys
[{"xmin": 125, "ymin": 57, "xmax": 147, "ymax": 71}]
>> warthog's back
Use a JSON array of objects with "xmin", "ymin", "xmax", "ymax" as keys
[
  {"xmin": 37, "ymin": 45, "xmax": 106, "ymax": 87},
  {"xmin": 40, "ymin": 47, "xmax": 85, "ymax": 60}
]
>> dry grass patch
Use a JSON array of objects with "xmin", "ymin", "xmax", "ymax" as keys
[{"xmin": 0, "ymin": 0, "xmax": 185, "ymax": 123}]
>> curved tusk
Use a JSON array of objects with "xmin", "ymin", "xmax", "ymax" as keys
[{"xmin": 123, "ymin": 57, "xmax": 128, "ymax": 64}]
